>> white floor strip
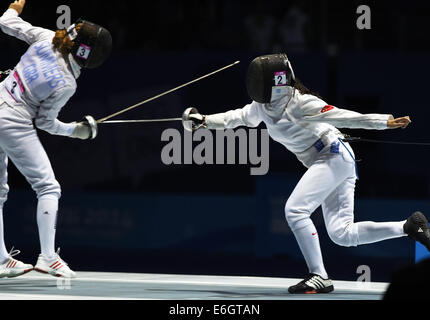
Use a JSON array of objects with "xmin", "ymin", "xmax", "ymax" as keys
[
  {"xmin": 0, "ymin": 293, "xmax": 142, "ymax": 300},
  {"xmin": 14, "ymin": 271, "xmax": 388, "ymax": 292},
  {"xmin": 0, "ymin": 271, "xmax": 388, "ymax": 300}
]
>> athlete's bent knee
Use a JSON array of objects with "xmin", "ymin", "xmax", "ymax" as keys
[
  {"xmin": 35, "ymin": 179, "xmax": 61, "ymax": 200},
  {"xmin": 328, "ymin": 224, "xmax": 358, "ymax": 247}
]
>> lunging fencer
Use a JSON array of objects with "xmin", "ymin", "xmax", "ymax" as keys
[
  {"xmin": 0, "ymin": 0, "xmax": 111, "ymax": 278},
  {"xmin": 184, "ymin": 53, "xmax": 430, "ymax": 293}
]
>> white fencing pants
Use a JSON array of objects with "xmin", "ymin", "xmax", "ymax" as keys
[{"xmin": 285, "ymin": 139, "xmax": 406, "ymax": 278}]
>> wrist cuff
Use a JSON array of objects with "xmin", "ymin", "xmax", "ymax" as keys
[{"xmin": 205, "ymin": 113, "xmax": 226, "ymax": 129}]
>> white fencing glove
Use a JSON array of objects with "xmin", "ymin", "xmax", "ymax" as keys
[{"xmin": 70, "ymin": 115, "xmax": 98, "ymax": 140}]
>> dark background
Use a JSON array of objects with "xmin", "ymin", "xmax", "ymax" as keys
[{"xmin": 0, "ymin": 0, "xmax": 429, "ymax": 282}]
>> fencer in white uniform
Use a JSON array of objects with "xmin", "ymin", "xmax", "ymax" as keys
[
  {"xmin": 184, "ymin": 54, "xmax": 430, "ymax": 293},
  {"xmin": 0, "ymin": 0, "xmax": 111, "ymax": 278}
]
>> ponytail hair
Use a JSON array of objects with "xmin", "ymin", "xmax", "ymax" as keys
[
  {"xmin": 52, "ymin": 24, "xmax": 82, "ymax": 55},
  {"xmin": 293, "ymin": 78, "xmax": 323, "ymax": 99}
]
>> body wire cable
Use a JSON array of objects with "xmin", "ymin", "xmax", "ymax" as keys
[{"xmin": 342, "ymin": 135, "xmax": 430, "ymax": 146}]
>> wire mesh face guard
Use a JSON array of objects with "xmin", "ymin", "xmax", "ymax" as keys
[
  {"xmin": 246, "ymin": 53, "xmax": 296, "ymax": 104},
  {"xmin": 66, "ymin": 19, "xmax": 112, "ymax": 69}
]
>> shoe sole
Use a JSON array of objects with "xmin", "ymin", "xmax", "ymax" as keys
[
  {"xmin": 34, "ymin": 267, "xmax": 76, "ymax": 278},
  {"xmin": 289, "ymin": 285, "xmax": 334, "ymax": 294},
  {"xmin": 308, "ymin": 286, "xmax": 334, "ymax": 294},
  {"xmin": 409, "ymin": 212, "xmax": 429, "ymax": 227},
  {"xmin": 34, "ymin": 267, "xmax": 62, "ymax": 277},
  {"xmin": 6, "ymin": 268, "xmax": 34, "ymax": 278}
]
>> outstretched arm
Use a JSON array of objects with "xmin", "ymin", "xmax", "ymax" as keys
[
  {"xmin": 187, "ymin": 102, "xmax": 262, "ymax": 131},
  {"xmin": 0, "ymin": 0, "xmax": 53, "ymax": 45},
  {"xmin": 290, "ymin": 100, "xmax": 411, "ymax": 130}
]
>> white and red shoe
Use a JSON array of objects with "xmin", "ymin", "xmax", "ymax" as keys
[
  {"xmin": 0, "ymin": 248, "xmax": 33, "ymax": 278},
  {"xmin": 34, "ymin": 249, "xmax": 76, "ymax": 278}
]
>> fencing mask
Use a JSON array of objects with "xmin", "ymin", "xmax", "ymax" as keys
[
  {"xmin": 246, "ymin": 53, "xmax": 296, "ymax": 104},
  {"xmin": 66, "ymin": 19, "xmax": 112, "ymax": 69}
]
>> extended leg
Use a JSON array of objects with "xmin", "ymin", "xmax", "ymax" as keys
[{"xmin": 322, "ymin": 176, "xmax": 406, "ymax": 248}]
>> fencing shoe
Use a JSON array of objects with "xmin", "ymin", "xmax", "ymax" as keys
[
  {"xmin": 0, "ymin": 247, "xmax": 33, "ymax": 278},
  {"xmin": 34, "ymin": 248, "xmax": 76, "ymax": 278},
  {"xmin": 288, "ymin": 273, "xmax": 334, "ymax": 294},
  {"xmin": 404, "ymin": 211, "xmax": 430, "ymax": 251}
]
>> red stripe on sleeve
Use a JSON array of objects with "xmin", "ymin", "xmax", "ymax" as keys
[{"xmin": 321, "ymin": 105, "xmax": 334, "ymax": 113}]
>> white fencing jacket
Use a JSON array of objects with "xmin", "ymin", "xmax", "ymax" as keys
[
  {"xmin": 0, "ymin": 8, "xmax": 80, "ymax": 136},
  {"xmin": 205, "ymin": 87, "xmax": 392, "ymax": 167}
]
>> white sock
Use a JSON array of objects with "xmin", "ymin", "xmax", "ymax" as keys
[
  {"xmin": 292, "ymin": 221, "xmax": 328, "ymax": 279},
  {"xmin": 0, "ymin": 207, "xmax": 9, "ymax": 263},
  {"xmin": 356, "ymin": 221, "xmax": 407, "ymax": 245},
  {"xmin": 36, "ymin": 196, "xmax": 59, "ymax": 259}
]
